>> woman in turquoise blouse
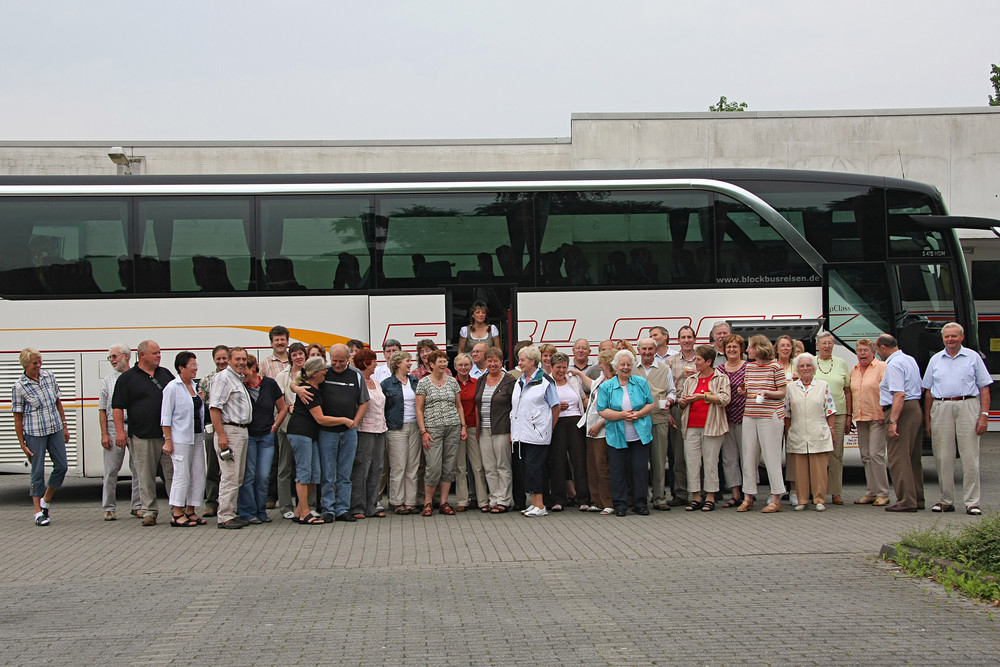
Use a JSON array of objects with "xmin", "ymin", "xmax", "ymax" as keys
[{"xmin": 597, "ymin": 349, "xmax": 654, "ymax": 516}]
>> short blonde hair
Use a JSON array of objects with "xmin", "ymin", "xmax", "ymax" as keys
[
  {"xmin": 748, "ymin": 335, "xmax": 775, "ymax": 362},
  {"xmin": 519, "ymin": 345, "xmax": 541, "ymax": 365},
  {"xmin": 19, "ymin": 347, "xmax": 41, "ymax": 369},
  {"xmin": 388, "ymin": 350, "xmax": 411, "ymax": 375}
]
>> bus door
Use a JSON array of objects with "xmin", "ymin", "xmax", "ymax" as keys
[
  {"xmin": 445, "ymin": 284, "xmax": 516, "ymax": 363},
  {"xmin": 368, "ymin": 292, "xmax": 448, "ymax": 363},
  {"xmin": 823, "ymin": 260, "xmax": 963, "ymax": 370}
]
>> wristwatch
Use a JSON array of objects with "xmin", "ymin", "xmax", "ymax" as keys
[{"xmin": 982, "ymin": 412, "xmax": 990, "ymax": 417}]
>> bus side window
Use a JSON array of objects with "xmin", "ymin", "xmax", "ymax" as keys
[{"xmin": 0, "ymin": 198, "xmax": 129, "ymax": 296}]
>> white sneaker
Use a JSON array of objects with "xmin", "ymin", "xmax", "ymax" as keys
[
  {"xmin": 789, "ymin": 493, "xmax": 798, "ymax": 506},
  {"xmin": 600, "ymin": 507, "xmax": 614, "ymax": 515},
  {"xmin": 793, "ymin": 504, "xmax": 806, "ymax": 511},
  {"xmin": 815, "ymin": 503, "xmax": 826, "ymax": 512},
  {"xmin": 523, "ymin": 505, "xmax": 548, "ymax": 517}
]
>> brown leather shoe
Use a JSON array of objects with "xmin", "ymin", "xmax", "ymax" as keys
[
  {"xmin": 831, "ymin": 495, "xmax": 844, "ymax": 505},
  {"xmin": 455, "ymin": 505, "xmax": 467, "ymax": 512},
  {"xmin": 884, "ymin": 504, "xmax": 918, "ymax": 512},
  {"xmin": 141, "ymin": 515, "xmax": 156, "ymax": 526},
  {"xmin": 854, "ymin": 495, "xmax": 876, "ymax": 505}
]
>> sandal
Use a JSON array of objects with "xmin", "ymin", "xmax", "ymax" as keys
[
  {"xmin": 394, "ymin": 506, "xmax": 409, "ymax": 515},
  {"xmin": 761, "ymin": 501, "xmax": 783, "ymax": 513},
  {"xmin": 685, "ymin": 500, "xmax": 703, "ymax": 512},
  {"xmin": 439, "ymin": 503, "xmax": 456, "ymax": 516},
  {"xmin": 701, "ymin": 501, "xmax": 716, "ymax": 512},
  {"xmin": 353, "ymin": 513, "xmax": 366, "ymax": 520},
  {"xmin": 296, "ymin": 514, "xmax": 324, "ymax": 525},
  {"xmin": 169, "ymin": 515, "xmax": 194, "ymax": 527},
  {"xmin": 481, "ymin": 505, "xmax": 493, "ymax": 513},
  {"xmin": 421, "ymin": 503, "xmax": 434, "ymax": 517},
  {"xmin": 491, "ymin": 505, "xmax": 507, "ymax": 514},
  {"xmin": 736, "ymin": 499, "xmax": 753, "ymax": 512},
  {"xmin": 372, "ymin": 510, "xmax": 386, "ymax": 518},
  {"xmin": 721, "ymin": 497, "xmax": 741, "ymax": 509},
  {"xmin": 186, "ymin": 513, "xmax": 207, "ymax": 525}
]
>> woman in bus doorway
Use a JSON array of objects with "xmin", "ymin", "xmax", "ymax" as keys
[{"xmin": 458, "ymin": 300, "xmax": 500, "ymax": 354}]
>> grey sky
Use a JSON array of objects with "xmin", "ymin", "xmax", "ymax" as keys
[{"xmin": 3, "ymin": 1, "xmax": 996, "ymax": 140}]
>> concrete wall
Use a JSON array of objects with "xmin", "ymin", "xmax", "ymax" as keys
[{"xmin": 570, "ymin": 108, "xmax": 1000, "ymax": 221}]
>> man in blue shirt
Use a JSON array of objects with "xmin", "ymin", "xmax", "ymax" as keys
[
  {"xmin": 875, "ymin": 334, "xmax": 924, "ymax": 512},
  {"xmin": 921, "ymin": 322, "xmax": 992, "ymax": 516}
]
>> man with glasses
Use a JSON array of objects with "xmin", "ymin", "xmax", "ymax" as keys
[
  {"xmin": 112, "ymin": 340, "xmax": 175, "ymax": 526},
  {"xmin": 99, "ymin": 343, "xmax": 141, "ymax": 521}
]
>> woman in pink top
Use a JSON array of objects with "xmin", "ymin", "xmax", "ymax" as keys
[
  {"xmin": 738, "ymin": 335, "xmax": 787, "ymax": 513},
  {"xmin": 849, "ymin": 338, "xmax": 890, "ymax": 506}
]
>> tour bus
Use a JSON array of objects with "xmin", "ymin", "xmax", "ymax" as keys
[{"xmin": 0, "ymin": 169, "xmax": 993, "ymax": 476}]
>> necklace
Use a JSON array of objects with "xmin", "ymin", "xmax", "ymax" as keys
[{"xmin": 816, "ymin": 357, "xmax": 834, "ymax": 374}]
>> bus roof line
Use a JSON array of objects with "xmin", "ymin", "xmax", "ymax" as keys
[{"xmin": 0, "ymin": 177, "xmax": 826, "ymax": 275}]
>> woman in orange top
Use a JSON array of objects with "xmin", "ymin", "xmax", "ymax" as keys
[{"xmin": 849, "ymin": 338, "xmax": 890, "ymax": 506}]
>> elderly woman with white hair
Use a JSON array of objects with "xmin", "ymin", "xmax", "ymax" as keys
[
  {"xmin": 813, "ymin": 330, "xmax": 852, "ymax": 505},
  {"xmin": 12, "ymin": 347, "xmax": 70, "ymax": 526},
  {"xmin": 597, "ymin": 349, "xmax": 655, "ymax": 516},
  {"xmin": 784, "ymin": 352, "xmax": 836, "ymax": 511}
]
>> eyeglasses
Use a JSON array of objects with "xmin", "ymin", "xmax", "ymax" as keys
[{"xmin": 107, "ymin": 354, "xmax": 119, "ymax": 361}]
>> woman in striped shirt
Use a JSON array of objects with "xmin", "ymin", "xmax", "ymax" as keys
[{"xmin": 738, "ymin": 335, "xmax": 788, "ymax": 513}]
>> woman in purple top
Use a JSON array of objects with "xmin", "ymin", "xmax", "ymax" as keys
[{"xmin": 717, "ymin": 334, "xmax": 747, "ymax": 508}]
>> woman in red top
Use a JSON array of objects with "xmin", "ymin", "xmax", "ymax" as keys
[
  {"xmin": 679, "ymin": 346, "xmax": 731, "ymax": 512},
  {"xmin": 454, "ymin": 353, "xmax": 487, "ymax": 511}
]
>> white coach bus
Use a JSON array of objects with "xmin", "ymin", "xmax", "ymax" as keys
[{"xmin": 0, "ymin": 169, "xmax": 992, "ymax": 475}]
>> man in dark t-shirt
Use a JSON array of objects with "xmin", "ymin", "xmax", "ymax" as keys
[
  {"xmin": 316, "ymin": 344, "xmax": 368, "ymax": 522},
  {"xmin": 112, "ymin": 339, "xmax": 175, "ymax": 525}
]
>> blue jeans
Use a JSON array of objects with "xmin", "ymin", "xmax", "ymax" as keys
[
  {"xmin": 27, "ymin": 431, "xmax": 68, "ymax": 498},
  {"xmin": 238, "ymin": 432, "xmax": 275, "ymax": 520},
  {"xmin": 318, "ymin": 428, "xmax": 358, "ymax": 516}
]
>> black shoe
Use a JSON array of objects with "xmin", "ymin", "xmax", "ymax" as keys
[
  {"xmin": 667, "ymin": 497, "xmax": 687, "ymax": 507},
  {"xmin": 633, "ymin": 506, "xmax": 650, "ymax": 516},
  {"xmin": 321, "ymin": 512, "xmax": 335, "ymax": 523},
  {"xmin": 335, "ymin": 513, "xmax": 357, "ymax": 522},
  {"xmin": 232, "ymin": 516, "xmax": 251, "ymax": 526},
  {"xmin": 614, "ymin": 508, "xmax": 627, "ymax": 517},
  {"xmin": 217, "ymin": 519, "xmax": 243, "ymax": 529}
]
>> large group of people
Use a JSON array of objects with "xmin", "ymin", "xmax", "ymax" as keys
[{"xmin": 10, "ymin": 312, "xmax": 992, "ymax": 527}]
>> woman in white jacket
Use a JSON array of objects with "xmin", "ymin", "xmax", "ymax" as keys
[
  {"xmin": 161, "ymin": 351, "xmax": 207, "ymax": 527},
  {"xmin": 510, "ymin": 345, "xmax": 560, "ymax": 517},
  {"xmin": 784, "ymin": 353, "xmax": 836, "ymax": 511}
]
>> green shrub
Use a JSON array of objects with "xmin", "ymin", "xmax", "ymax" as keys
[{"xmin": 899, "ymin": 513, "xmax": 1000, "ymax": 574}]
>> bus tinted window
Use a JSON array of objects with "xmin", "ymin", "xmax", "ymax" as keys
[
  {"xmin": 0, "ymin": 198, "xmax": 129, "ymax": 296},
  {"xmin": 887, "ymin": 189, "xmax": 948, "ymax": 258},
  {"xmin": 537, "ymin": 191, "xmax": 713, "ymax": 287},
  {"xmin": 259, "ymin": 196, "xmax": 373, "ymax": 291},
  {"xmin": 715, "ymin": 195, "xmax": 818, "ymax": 286},
  {"xmin": 377, "ymin": 193, "xmax": 531, "ymax": 287},
  {"xmin": 733, "ymin": 181, "xmax": 886, "ymax": 262},
  {"xmin": 136, "ymin": 198, "xmax": 252, "ymax": 293}
]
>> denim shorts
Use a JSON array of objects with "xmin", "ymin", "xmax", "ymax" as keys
[{"xmin": 288, "ymin": 434, "xmax": 320, "ymax": 485}]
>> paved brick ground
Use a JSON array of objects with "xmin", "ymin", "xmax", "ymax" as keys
[{"xmin": 1, "ymin": 436, "xmax": 997, "ymax": 665}]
